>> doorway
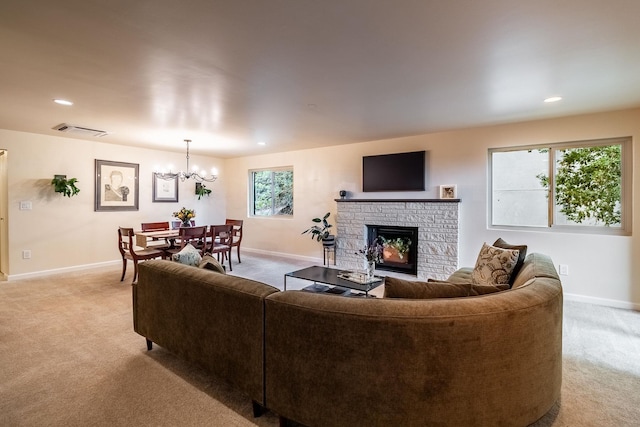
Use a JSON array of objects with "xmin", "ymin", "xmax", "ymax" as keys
[{"xmin": 0, "ymin": 150, "xmax": 7, "ymax": 277}]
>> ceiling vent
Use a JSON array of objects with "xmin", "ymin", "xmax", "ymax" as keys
[{"xmin": 53, "ymin": 123, "xmax": 109, "ymax": 137}]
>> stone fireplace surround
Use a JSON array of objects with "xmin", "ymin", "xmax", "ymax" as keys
[{"xmin": 335, "ymin": 199, "xmax": 460, "ymax": 280}]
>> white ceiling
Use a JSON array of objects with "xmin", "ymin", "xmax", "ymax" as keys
[{"xmin": 1, "ymin": 0, "xmax": 639, "ymax": 158}]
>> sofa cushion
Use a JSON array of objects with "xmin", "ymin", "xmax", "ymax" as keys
[
  {"xmin": 443, "ymin": 267, "xmax": 473, "ymax": 284},
  {"xmin": 470, "ymin": 284, "xmax": 505, "ymax": 295},
  {"xmin": 384, "ymin": 276, "xmax": 471, "ymax": 299},
  {"xmin": 492, "ymin": 238, "xmax": 528, "ymax": 287},
  {"xmin": 198, "ymin": 254, "xmax": 226, "ymax": 274},
  {"xmin": 471, "ymin": 242, "xmax": 519, "ymax": 288},
  {"xmin": 171, "ymin": 243, "xmax": 202, "ymax": 266}
]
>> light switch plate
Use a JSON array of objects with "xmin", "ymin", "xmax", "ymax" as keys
[{"xmin": 19, "ymin": 201, "xmax": 32, "ymax": 210}]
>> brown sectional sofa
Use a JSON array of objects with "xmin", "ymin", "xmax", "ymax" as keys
[
  {"xmin": 134, "ymin": 252, "xmax": 563, "ymax": 426},
  {"xmin": 133, "ymin": 260, "xmax": 279, "ymax": 415}
]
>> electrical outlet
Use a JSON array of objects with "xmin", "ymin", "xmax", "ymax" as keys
[
  {"xmin": 19, "ymin": 201, "xmax": 32, "ymax": 210},
  {"xmin": 559, "ymin": 264, "xmax": 569, "ymax": 275},
  {"xmin": 22, "ymin": 250, "xmax": 32, "ymax": 259}
]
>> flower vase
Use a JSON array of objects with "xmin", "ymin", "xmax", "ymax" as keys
[
  {"xmin": 181, "ymin": 220, "xmax": 191, "ymax": 227},
  {"xmin": 366, "ymin": 260, "xmax": 375, "ymax": 280}
]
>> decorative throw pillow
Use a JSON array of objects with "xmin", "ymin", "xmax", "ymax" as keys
[
  {"xmin": 471, "ymin": 243, "xmax": 520, "ymax": 286},
  {"xmin": 384, "ymin": 276, "xmax": 471, "ymax": 299},
  {"xmin": 492, "ymin": 238, "xmax": 527, "ymax": 287},
  {"xmin": 171, "ymin": 243, "xmax": 202, "ymax": 267},
  {"xmin": 198, "ymin": 254, "xmax": 226, "ymax": 274}
]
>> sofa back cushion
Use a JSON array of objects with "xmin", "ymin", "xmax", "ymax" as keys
[
  {"xmin": 384, "ymin": 276, "xmax": 504, "ymax": 299},
  {"xmin": 384, "ymin": 277, "xmax": 471, "ymax": 298},
  {"xmin": 511, "ymin": 252, "xmax": 560, "ymax": 289}
]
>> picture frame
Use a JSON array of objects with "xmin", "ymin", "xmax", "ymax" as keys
[
  {"xmin": 439, "ymin": 184, "xmax": 457, "ymax": 199},
  {"xmin": 152, "ymin": 173, "xmax": 179, "ymax": 202},
  {"xmin": 95, "ymin": 159, "xmax": 139, "ymax": 211}
]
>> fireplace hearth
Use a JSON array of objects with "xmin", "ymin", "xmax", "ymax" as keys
[{"xmin": 367, "ymin": 225, "xmax": 418, "ymax": 275}]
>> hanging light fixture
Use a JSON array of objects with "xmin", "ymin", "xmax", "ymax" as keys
[{"xmin": 155, "ymin": 139, "xmax": 218, "ymax": 183}]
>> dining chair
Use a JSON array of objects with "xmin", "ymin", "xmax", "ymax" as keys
[
  {"xmin": 208, "ymin": 224, "xmax": 233, "ymax": 271},
  {"xmin": 225, "ymin": 219, "xmax": 244, "ymax": 263},
  {"xmin": 141, "ymin": 221, "xmax": 170, "ymax": 232},
  {"xmin": 118, "ymin": 227, "xmax": 165, "ymax": 283},
  {"xmin": 171, "ymin": 219, "xmax": 196, "ymax": 229},
  {"xmin": 164, "ymin": 225, "xmax": 208, "ymax": 259},
  {"xmin": 141, "ymin": 221, "xmax": 172, "ymax": 249}
]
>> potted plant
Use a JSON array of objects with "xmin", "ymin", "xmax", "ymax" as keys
[
  {"xmin": 379, "ymin": 236, "xmax": 411, "ymax": 262},
  {"xmin": 195, "ymin": 183, "xmax": 211, "ymax": 200},
  {"xmin": 51, "ymin": 175, "xmax": 80, "ymax": 197},
  {"xmin": 302, "ymin": 212, "xmax": 335, "ymax": 246}
]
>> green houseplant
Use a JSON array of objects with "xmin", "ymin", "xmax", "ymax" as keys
[
  {"xmin": 302, "ymin": 212, "xmax": 335, "ymax": 246},
  {"xmin": 195, "ymin": 183, "xmax": 211, "ymax": 200},
  {"xmin": 51, "ymin": 175, "xmax": 80, "ymax": 198}
]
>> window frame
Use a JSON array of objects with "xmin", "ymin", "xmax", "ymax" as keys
[
  {"xmin": 489, "ymin": 137, "xmax": 632, "ymax": 236},
  {"xmin": 248, "ymin": 166, "xmax": 294, "ymax": 218}
]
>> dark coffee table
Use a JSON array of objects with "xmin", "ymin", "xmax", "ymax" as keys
[{"xmin": 284, "ymin": 266, "xmax": 384, "ymax": 297}]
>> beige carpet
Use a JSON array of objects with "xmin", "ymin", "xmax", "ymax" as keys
[{"xmin": 1, "ymin": 252, "xmax": 639, "ymax": 426}]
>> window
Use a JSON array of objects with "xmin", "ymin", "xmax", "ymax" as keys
[
  {"xmin": 490, "ymin": 137, "xmax": 631, "ymax": 234},
  {"xmin": 250, "ymin": 167, "xmax": 293, "ymax": 217}
]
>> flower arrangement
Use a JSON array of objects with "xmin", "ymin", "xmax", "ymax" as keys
[
  {"xmin": 173, "ymin": 207, "xmax": 195, "ymax": 225},
  {"xmin": 357, "ymin": 238, "xmax": 384, "ymax": 263}
]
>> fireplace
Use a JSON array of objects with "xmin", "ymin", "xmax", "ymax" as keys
[
  {"xmin": 367, "ymin": 225, "xmax": 418, "ymax": 275},
  {"xmin": 335, "ymin": 199, "xmax": 460, "ymax": 280}
]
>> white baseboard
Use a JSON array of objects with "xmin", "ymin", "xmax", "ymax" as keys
[
  {"xmin": 564, "ymin": 292, "xmax": 640, "ymax": 311},
  {"xmin": 242, "ymin": 247, "xmax": 323, "ymax": 265},
  {"xmin": 8, "ymin": 260, "xmax": 121, "ymax": 281}
]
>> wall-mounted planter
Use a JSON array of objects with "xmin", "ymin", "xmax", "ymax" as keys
[
  {"xmin": 51, "ymin": 174, "xmax": 80, "ymax": 198},
  {"xmin": 195, "ymin": 182, "xmax": 211, "ymax": 200}
]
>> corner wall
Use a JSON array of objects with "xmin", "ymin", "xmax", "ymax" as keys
[{"xmin": 225, "ymin": 108, "xmax": 640, "ymax": 309}]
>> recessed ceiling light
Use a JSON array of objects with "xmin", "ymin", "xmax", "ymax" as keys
[
  {"xmin": 544, "ymin": 96, "xmax": 562, "ymax": 103},
  {"xmin": 53, "ymin": 99, "xmax": 73, "ymax": 106},
  {"xmin": 257, "ymin": 141, "xmax": 266, "ymax": 146}
]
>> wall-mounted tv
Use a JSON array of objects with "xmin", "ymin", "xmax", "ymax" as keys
[{"xmin": 362, "ymin": 150, "xmax": 426, "ymax": 192}]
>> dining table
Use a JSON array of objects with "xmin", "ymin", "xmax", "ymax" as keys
[{"xmin": 135, "ymin": 229, "xmax": 180, "ymax": 249}]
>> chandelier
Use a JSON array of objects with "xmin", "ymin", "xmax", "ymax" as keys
[{"xmin": 155, "ymin": 139, "xmax": 218, "ymax": 183}]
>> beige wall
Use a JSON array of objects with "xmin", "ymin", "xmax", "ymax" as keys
[
  {"xmin": 0, "ymin": 129, "xmax": 226, "ymax": 277},
  {"xmin": 2, "ymin": 108, "xmax": 639, "ymax": 308},
  {"xmin": 225, "ymin": 108, "xmax": 640, "ymax": 309}
]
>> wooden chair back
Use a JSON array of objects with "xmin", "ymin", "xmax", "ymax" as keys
[
  {"xmin": 225, "ymin": 219, "xmax": 243, "ymax": 245},
  {"xmin": 225, "ymin": 219, "xmax": 244, "ymax": 263},
  {"xmin": 176, "ymin": 225, "xmax": 208, "ymax": 253},
  {"xmin": 207, "ymin": 224, "xmax": 233, "ymax": 271},
  {"xmin": 118, "ymin": 227, "xmax": 134, "ymax": 256},
  {"xmin": 141, "ymin": 221, "xmax": 170, "ymax": 232},
  {"xmin": 117, "ymin": 226, "xmax": 164, "ymax": 282}
]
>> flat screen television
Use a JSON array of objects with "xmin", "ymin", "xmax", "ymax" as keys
[{"xmin": 362, "ymin": 150, "xmax": 425, "ymax": 192}]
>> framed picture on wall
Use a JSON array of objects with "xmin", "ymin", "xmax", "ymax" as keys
[
  {"xmin": 152, "ymin": 173, "xmax": 179, "ymax": 202},
  {"xmin": 439, "ymin": 184, "xmax": 457, "ymax": 199},
  {"xmin": 95, "ymin": 159, "xmax": 139, "ymax": 211}
]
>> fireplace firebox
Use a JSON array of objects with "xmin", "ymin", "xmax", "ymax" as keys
[{"xmin": 367, "ymin": 225, "xmax": 418, "ymax": 275}]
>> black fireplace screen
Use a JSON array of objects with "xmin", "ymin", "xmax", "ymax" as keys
[{"xmin": 367, "ymin": 225, "xmax": 418, "ymax": 275}]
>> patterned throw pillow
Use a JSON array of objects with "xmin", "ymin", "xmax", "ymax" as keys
[
  {"xmin": 471, "ymin": 243, "xmax": 520, "ymax": 287},
  {"xmin": 492, "ymin": 238, "xmax": 527, "ymax": 287},
  {"xmin": 171, "ymin": 243, "xmax": 202, "ymax": 266}
]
